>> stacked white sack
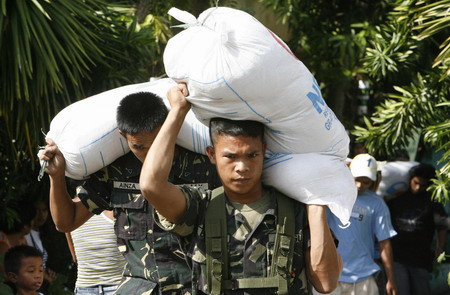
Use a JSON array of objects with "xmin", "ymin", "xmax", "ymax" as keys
[
  {"xmin": 164, "ymin": 7, "xmax": 349, "ymax": 156},
  {"xmin": 163, "ymin": 7, "xmax": 356, "ymax": 225},
  {"xmin": 377, "ymin": 161, "xmax": 419, "ymax": 200},
  {"xmin": 45, "ymin": 78, "xmax": 212, "ymax": 180}
]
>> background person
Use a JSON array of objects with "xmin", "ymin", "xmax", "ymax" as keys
[
  {"xmin": 387, "ymin": 163, "xmax": 450, "ymax": 295},
  {"xmin": 4, "ymin": 245, "xmax": 45, "ymax": 295},
  {"xmin": 314, "ymin": 153, "xmax": 397, "ymax": 295},
  {"xmin": 66, "ymin": 205, "xmax": 126, "ymax": 295},
  {"xmin": 25, "ymin": 199, "xmax": 57, "ymax": 293},
  {"xmin": 0, "ymin": 199, "xmax": 36, "ymax": 279}
]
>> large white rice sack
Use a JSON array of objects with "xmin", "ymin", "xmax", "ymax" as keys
[
  {"xmin": 377, "ymin": 161, "xmax": 419, "ymax": 200},
  {"xmin": 164, "ymin": 7, "xmax": 349, "ymax": 157},
  {"xmin": 163, "ymin": 7, "xmax": 355, "ymax": 224},
  {"xmin": 46, "ymin": 78, "xmax": 212, "ymax": 180}
]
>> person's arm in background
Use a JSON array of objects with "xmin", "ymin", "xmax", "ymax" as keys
[
  {"xmin": 305, "ymin": 205, "xmax": 343, "ymax": 293},
  {"xmin": 39, "ymin": 140, "xmax": 93, "ymax": 232},
  {"xmin": 435, "ymin": 229, "xmax": 448, "ymax": 259},
  {"xmin": 379, "ymin": 239, "xmax": 397, "ymax": 295}
]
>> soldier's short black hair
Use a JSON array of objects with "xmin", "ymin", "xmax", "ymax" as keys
[
  {"xmin": 117, "ymin": 92, "xmax": 168, "ymax": 135},
  {"xmin": 5, "ymin": 245, "xmax": 43, "ymax": 274},
  {"xmin": 209, "ymin": 118, "xmax": 265, "ymax": 145},
  {"xmin": 409, "ymin": 163, "xmax": 436, "ymax": 182}
]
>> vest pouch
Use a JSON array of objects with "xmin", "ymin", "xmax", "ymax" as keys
[{"xmin": 112, "ymin": 184, "xmax": 148, "ymax": 240}]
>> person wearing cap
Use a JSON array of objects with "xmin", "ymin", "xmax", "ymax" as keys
[
  {"xmin": 314, "ymin": 153, "xmax": 398, "ymax": 295},
  {"xmin": 387, "ymin": 163, "xmax": 450, "ymax": 295}
]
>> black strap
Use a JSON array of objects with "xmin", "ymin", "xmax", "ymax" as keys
[
  {"xmin": 205, "ymin": 187, "xmax": 228, "ymax": 294},
  {"xmin": 270, "ymin": 194, "xmax": 296, "ymax": 295}
]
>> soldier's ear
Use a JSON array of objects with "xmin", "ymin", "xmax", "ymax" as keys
[{"xmin": 206, "ymin": 146, "xmax": 216, "ymax": 165}]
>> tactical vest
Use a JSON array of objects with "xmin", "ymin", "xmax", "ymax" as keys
[{"xmin": 205, "ymin": 187, "xmax": 296, "ymax": 295}]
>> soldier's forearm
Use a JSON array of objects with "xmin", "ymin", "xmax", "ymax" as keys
[
  {"xmin": 49, "ymin": 174, "xmax": 74, "ymax": 232},
  {"xmin": 49, "ymin": 174, "xmax": 91, "ymax": 232},
  {"xmin": 306, "ymin": 204, "xmax": 342, "ymax": 293},
  {"xmin": 140, "ymin": 103, "xmax": 189, "ymax": 223}
]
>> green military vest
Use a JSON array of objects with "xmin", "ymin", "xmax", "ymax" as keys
[{"xmin": 205, "ymin": 187, "xmax": 296, "ymax": 295}]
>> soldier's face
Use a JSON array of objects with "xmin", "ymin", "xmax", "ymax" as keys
[
  {"xmin": 121, "ymin": 128, "xmax": 160, "ymax": 163},
  {"xmin": 206, "ymin": 134, "xmax": 266, "ymax": 200}
]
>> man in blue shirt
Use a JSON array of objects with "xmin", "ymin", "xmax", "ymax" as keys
[{"xmin": 314, "ymin": 154, "xmax": 398, "ymax": 295}]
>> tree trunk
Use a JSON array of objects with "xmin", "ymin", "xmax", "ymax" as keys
[
  {"xmin": 136, "ymin": 0, "xmax": 151, "ymax": 24},
  {"xmin": 328, "ymin": 83, "xmax": 346, "ymax": 123}
]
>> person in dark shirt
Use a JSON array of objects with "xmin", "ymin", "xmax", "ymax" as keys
[{"xmin": 388, "ymin": 163, "xmax": 450, "ymax": 295}]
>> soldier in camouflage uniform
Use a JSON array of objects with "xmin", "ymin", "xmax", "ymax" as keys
[
  {"xmin": 40, "ymin": 91, "xmax": 220, "ymax": 295},
  {"xmin": 139, "ymin": 84, "xmax": 343, "ymax": 294},
  {"xmin": 156, "ymin": 185, "xmax": 311, "ymax": 294}
]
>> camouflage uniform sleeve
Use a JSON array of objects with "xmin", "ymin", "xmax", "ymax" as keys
[
  {"xmin": 72, "ymin": 168, "xmax": 113, "ymax": 215},
  {"xmin": 155, "ymin": 185, "xmax": 207, "ymax": 237}
]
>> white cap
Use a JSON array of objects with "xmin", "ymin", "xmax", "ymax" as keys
[{"xmin": 350, "ymin": 154, "xmax": 378, "ymax": 181}]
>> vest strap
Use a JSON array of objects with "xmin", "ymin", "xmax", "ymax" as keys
[
  {"xmin": 205, "ymin": 187, "xmax": 228, "ymax": 294},
  {"xmin": 205, "ymin": 188, "xmax": 296, "ymax": 295}
]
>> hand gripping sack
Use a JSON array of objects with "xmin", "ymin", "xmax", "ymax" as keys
[
  {"xmin": 45, "ymin": 78, "xmax": 212, "ymax": 180},
  {"xmin": 163, "ymin": 7, "xmax": 356, "ymax": 225}
]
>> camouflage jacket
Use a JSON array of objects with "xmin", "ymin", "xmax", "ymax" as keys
[
  {"xmin": 156, "ymin": 186, "xmax": 310, "ymax": 295},
  {"xmin": 74, "ymin": 147, "xmax": 221, "ymax": 295}
]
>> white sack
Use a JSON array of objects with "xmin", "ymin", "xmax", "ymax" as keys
[
  {"xmin": 164, "ymin": 7, "xmax": 355, "ymax": 224},
  {"xmin": 263, "ymin": 153, "xmax": 357, "ymax": 225},
  {"xmin": 46, "ymin": 78, "xmax": 212, "ymax": 180},
  {"xmin": 45, "ymin": 77, "xmax": 354, "ymax": 223},
  {"xmin": 164, "ymin": 7, "xmax": 349, "ymax": 157},
  {"xmin": 377, "ymin": 161, "xmax": 419, "ymax": 200}
]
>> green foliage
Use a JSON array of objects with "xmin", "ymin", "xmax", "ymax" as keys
[
  {"xmin": 0, "ymin": 0, "xmax": 108, "ymax": 172},
  {"xmin": 436, "ymin": 251, "xmax": 447, "ymax": 264},
  {"xmin": 363, "ymin": 0, "xmax": 450, "ymax": 81},
  {"xmin": 356, "ymin": 0, "xmax": 450, "ymax": 202},
  {"xmin": 363, "ymin": 22, "xmax": 417, "ymax": 78},
  {"xmin": 80, "ymin": 7, "xmax": 171, "ymax": 94},
  {"xmin": 413, "ymin": 0, "xmax": 450, "ymax": 80},
  {"xmin": 353, "ymin": 73, "xmax": 446, "ymax": 155},
  {"xmin": 0, "ymin": 0, "xmax": 170, "ymax": 229}
]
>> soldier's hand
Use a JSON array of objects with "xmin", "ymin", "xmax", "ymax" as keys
[
  {"xmin": 39, "ymin": 139, "xmax": 66, "ymax": 178},
  {"xmin": 167, "ymin": 83, "xmax": 191, "ymax": 114}
]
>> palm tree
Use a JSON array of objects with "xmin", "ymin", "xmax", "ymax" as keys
[{"xmin": 0, "ymin": 0, "xmax": 171, "ymax": 218}]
